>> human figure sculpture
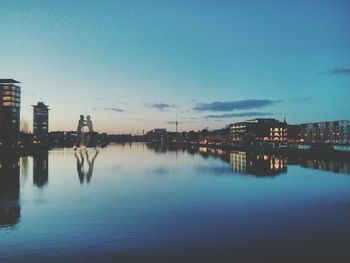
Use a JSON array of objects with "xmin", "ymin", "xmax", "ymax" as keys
[
  {"xmin": 85, "ymin": 115, "xmax": 94, "ymax": 147},
  {"xmin": 74, "ymin": 114, "xmax": 95, "ymax": 148},
  {"xmin": 86, "ymin": 115, "xmax": 93, "ymax": 132},
  {"xmin": 74, "ymin": 115, "xmax": 85, "ymax": 148}
]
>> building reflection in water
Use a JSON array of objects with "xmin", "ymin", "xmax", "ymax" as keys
[
  {"xmin": 145, "ymin": 144, "xmax": 350, "ymax": 176},
  {"xmin": 33, "ymin": 151, "xmax": 49, "ymax": 188},
  {"xmin": 292, "ymin": 158, "xmax": 350, "ymax": 175},
  {"xmin": 74, "ymin": 149, "xmax": 99, "ymax": 184},
  {"xmin": 0, "ymin": 156, "xmax": 21, "ymax": 228},
  {"xmin": 230, "ymin": 151, "xmax": 287, "ymax": 176}
]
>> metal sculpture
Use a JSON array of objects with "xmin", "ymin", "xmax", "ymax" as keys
[{"xmin": 74, "ymin": 115, "xmax": 94, "ymax": 148}]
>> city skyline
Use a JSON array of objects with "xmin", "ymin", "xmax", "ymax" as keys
[{"xmin": 1, "ymin": 0, "xmax": 349, "ymax": 134}]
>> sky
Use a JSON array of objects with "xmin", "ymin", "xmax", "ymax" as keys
[{"xmin": 0, "ymin": 0, "xmax": 349, "ymax": 134}]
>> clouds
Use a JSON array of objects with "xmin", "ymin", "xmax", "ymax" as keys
[
  {"xmin": 165, "ymin": 120, "xmax": 196, "ymax": 124},
  {"xmin": 93, "ymin": 107, "xmax": 124, "ymax": 112},
  {"xmin": 148, "ymin": 103, "xmax": 179, "ymax": 111},
  {"xmin": 193, "ymin": 99, "xmax": 282, "ymax": 112},
  {"xmin": 205, "ymin": 112, "xmax": 272, "ymax": 119},
  {"xmin": 103, "ymin": 107, "xmax": 124, "ymax": 112},
  {"xmin": 318, "ymin": 68, "xmax": 350, "ymax": 75}
]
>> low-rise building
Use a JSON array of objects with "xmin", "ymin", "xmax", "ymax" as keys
[
  {"xmin": 229, "ymin": 118, "xmax": 287, "ymax": 146},
  {"xmin": 299, "ymin": 120, "xmax": 350, "ymax": 145}
]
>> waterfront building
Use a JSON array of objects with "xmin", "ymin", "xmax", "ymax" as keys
[
  {"xmin": 229, "ymin": 118, "xmax": 287, "ymax": 146},
  {"xmin": 49, "ymin": 131, "xmax": 77, "ymax": 148},
  {"xmin": 299, "ymin": 120, "xmax": 350, "ymax": 145},
  {"xmin": 287, "ymin": 124, "xmax": 301, "ymax": 142},
  {"xmin": 146, "ymin": 128, "xmax": 167, "ymax": 142},
  {"xmin": 32, "ymin": 102, "xmax": 49, "ymax": 144},
  {"xmin": 200, "ymin": 128, "xmax": 230, "ymax": 145},
  {"xmin": 0, "ymin": 79, "xmax": 21, "ymax": 148},
  {"xmin": 154, "ymin": 128, "xmax": 166, "ymax": 134}
]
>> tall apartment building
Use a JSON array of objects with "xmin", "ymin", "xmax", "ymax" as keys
[
  {"xmin": 32, "ymin": 102, "xmax": 49, "ymax": 143},
  {"xmin": 0, "ymin": 79, "xmax": 21, "ymax": 148}
]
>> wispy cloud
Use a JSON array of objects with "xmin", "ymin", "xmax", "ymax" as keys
[
  {"xmin": 165, "ymin": 120, "xmax": 196, "ymax": 124},
  {"xmin": 205, "ymin": 112, "xmax": 272, "ymax": 119},
  {"xmin": 93, "ymin": 107, "xmax": 124, "ymax": 112},
  {"xmin": 318, "ymin": 68, "xmax": 350, "ymax": 75},
  {"xmin": 148, "ymin": 103, "xmax": 179, "ymax": 111},
  {"xmin": 103, "ymin": 107, "xmax": 124, "ymax": 112},
  {"xmin": 193, "ymin": 99, "xmax": 282, "ymax": 112}
]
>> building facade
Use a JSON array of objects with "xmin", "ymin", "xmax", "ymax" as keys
[
  {"xmin": 0, "ymin": 79, "xmax": 21, "ymax": 148},
  {"xmin": 229, "ymin": 118, "xmax": 287, "ymax": 146},
  {"xmin": 32, "ymin": 102, "xmax": 49, "ymax": 144},
  {"xmin": 299, "ymin": 120, "xmax": 350, "ymax": 145}
]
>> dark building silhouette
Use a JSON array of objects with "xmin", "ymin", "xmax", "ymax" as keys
[
  {"xmin": 0, "ymin": 79, "xmax": 21, "ymax": 149},
  {"xmin": 33, "ymin": 151, "xmax": 49, "ymax": 187},
  {"xmin": 230, "ymin": 118, "xmax": 287, "ymax": 147},
  {"xmin": 287, "ymin": 124, "xmax": 301, "ymax": 142},
  {"xmin": 32, "ymin": 102, "xmax": 49, "ymax": 144},
  {"xmin": 146, "ymin": 128, "xmax": 167, "ymax": 142},
  {"xmin": 0, "ymin": 156, "xmax": 21, "ymax": 228}
]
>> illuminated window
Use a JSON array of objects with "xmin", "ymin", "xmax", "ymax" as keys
[
  {"xmin": 3, "ymin": 102, "xmax": 15, "ymax": 106},
  {"xmin": 2, "ymin": 96, "xmax": 12, "ymax": 101}
]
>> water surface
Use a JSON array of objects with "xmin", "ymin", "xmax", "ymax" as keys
[{"xmin": 1, "ymin": 143, "xmax": 350, "ymax": 262}]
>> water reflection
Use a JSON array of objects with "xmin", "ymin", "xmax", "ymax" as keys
[
  {"xmin": 1, "ymin": 144, "xmax": 350, "ymax": 261},
  {"xmin": 74, "ymin": 149, "xmax": 99, "ymax": 184},
  {"xmin": 290, "ymin": 158, "xmax": 350, "ymax": 175},
  {"xmin": 230, "ymin": 151, "xmax": 287, "ymax": 176},
  {"xmin": 197, "ymin": 147, "xmax": 287, "ymax": 176},
  {"xmin": 146, "ymin": 143, "xmax": 350, "ymax": 176},
  {"xmin": 0, "ymin": 156, "xmax": 20, "ymax": 229},
  {"xmin": 33, "ymin": 152, "xmax": 49, "ymax": 188},
  {"xmin": 86, "ymin": 150, "xmax": 99, "ymax": 183}
]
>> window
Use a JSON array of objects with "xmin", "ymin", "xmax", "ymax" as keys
[
  {"xmin": 3, "ymin": 102, "xmax": 15, "ymax": 106},
  {"xmin": 2, "ymin": 96, "xmax": 12, "ymax": 101}
]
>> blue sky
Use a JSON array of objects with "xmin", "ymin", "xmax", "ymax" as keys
[{"xmin": 1, "ymin": 0, "xmax": 349, "ymax": 134}]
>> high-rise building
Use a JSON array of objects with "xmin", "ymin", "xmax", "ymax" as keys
[
  {"xmin": 32, "ymin": 102, "xmax": 49, "ymax": 144},
  {"xmin": 0, "ymin": 79, "xmax": 21, "ymax": 148}
]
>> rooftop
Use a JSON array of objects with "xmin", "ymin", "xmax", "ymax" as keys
[
  {"xmin": 0, "ymin": 79, "xmax": 21, "ymax": 84},
  {"xmin": 32, "ymin": 102, "xmax": 50, "ymax": 109}
]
